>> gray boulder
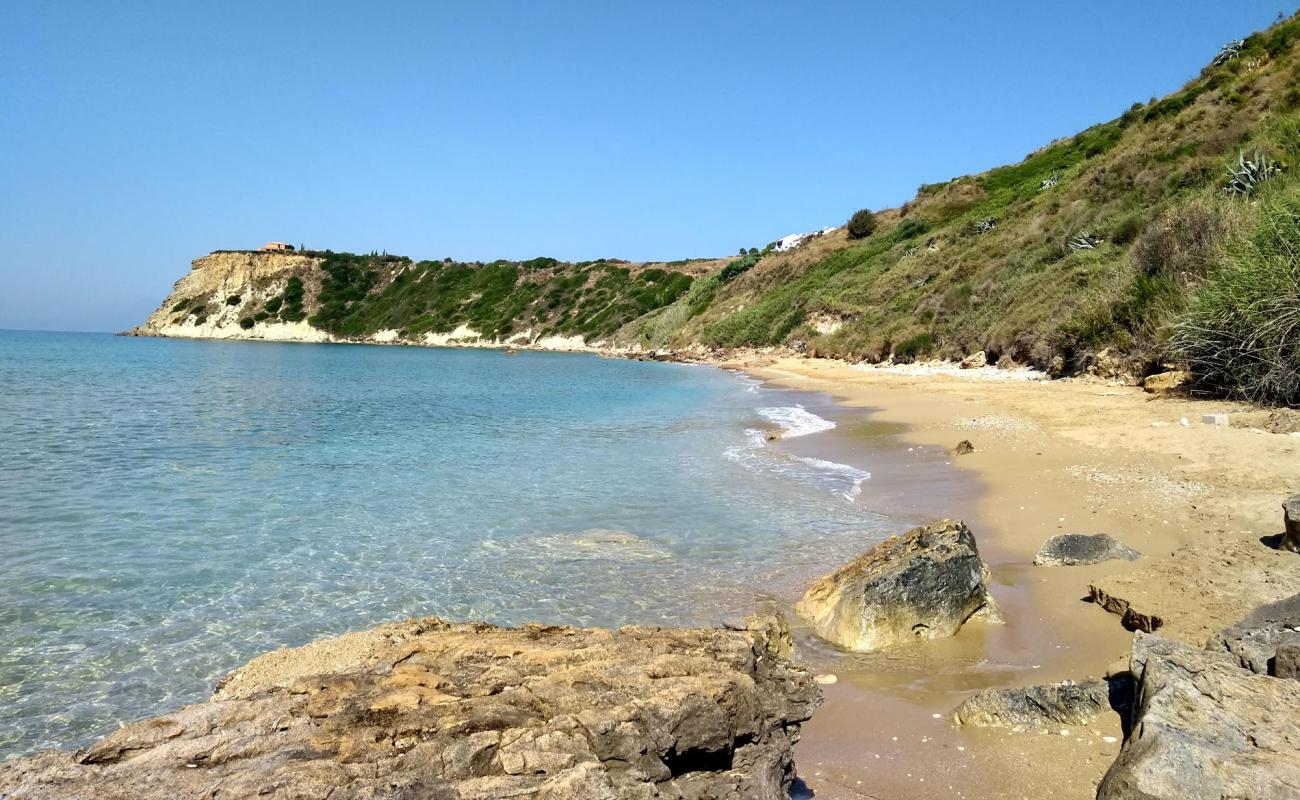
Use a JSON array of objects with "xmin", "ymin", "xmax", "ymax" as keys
[
  {"xmin": 1284, "ymin": 494, "xmax": 1300, "ymax": 554},
  {"xmin": 1097, "ymin": 632, "xmax": 1300, "ymax": 800},
  {"xmin": 0, "ymin": 616, "xmax": 820, "ymax": 800},
  {"xmin": 1034, "ymin": 533, "xmax": 1141, "ymax": 567},
  {"xmin": 1207, "ymin": 592, "xmax": 1300, "ymax": 677},
  {"xmin": 952, "ymin": 679, "xmax": 1129, "ymax": 730},
  {"xmin": 794, "ymin": 519, "xmax": 999, "ymax": 652}
]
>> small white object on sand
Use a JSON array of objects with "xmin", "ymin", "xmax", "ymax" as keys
[{"xmin": 813, "ymin": 673, "xmax": 838, "ymax": 685}]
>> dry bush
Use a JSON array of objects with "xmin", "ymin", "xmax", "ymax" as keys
[{"xmin": 1132, "ymin": 198, "xmax": 1233, "ymax": 284}]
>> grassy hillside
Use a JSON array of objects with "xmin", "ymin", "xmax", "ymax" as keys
[
  {"xmin": 155, "ymin": 14, "xmax": 1300, "ymax": 404},
  {"xmin": 614, "ymin": 13, "xmax": 1300, "ymax": 403},
  {"xmin": 217, "ymin": 251, "xmax": 718, "ymax": 343}
]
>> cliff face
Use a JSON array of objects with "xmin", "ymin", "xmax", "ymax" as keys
[
  {"xmin": 135, "ymin": 250, "xmax": 711, "ymax": 351},
  {"xmin": 138, "ymin": 251, "xmax": 330, "ymax": 343}
]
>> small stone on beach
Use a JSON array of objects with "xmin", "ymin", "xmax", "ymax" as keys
[{"xmin": 814, "ymin": 673, "xmax": 838, "ymax": 685}]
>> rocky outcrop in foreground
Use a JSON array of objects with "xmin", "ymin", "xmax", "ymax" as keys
[
  {"xmin": 0, "ymin": 616, "xmax": 820, "ymax": 800},
  {"xmin": 794, "ymin": 519, "xmax": 999, "ymax": 652},
  {"xmin": 1097, "ymin": 632, "xmax": 1300, "ymax": 800},
  {"xmin": 1208, "ymin": 592, "xmax": 1300, "ymax": 678}
]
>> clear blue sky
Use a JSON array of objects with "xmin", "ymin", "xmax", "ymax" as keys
[{"xmin": 1, "ymin": 1, "xmax": 1292, "ymax": 332}]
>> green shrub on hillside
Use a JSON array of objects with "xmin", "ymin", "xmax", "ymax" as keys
[
  {"xmin": 1172, "ymin": 182, "xmax": 1300, "ymax": 405},
  {"xmin": 892, "ymin": 332, "xmax": 934, "ymax": 362},
  {"xmin": 846, "ymin": 209, "xmax": 877, "ymax": 239},
  {"xmin": 894, "ymin": 218, "xmax": 930, "ymax": 240},
  {"xmin": 280, "ymin": 276, "xmax": 306, "ymax": 322},
  {"xmin": 1132, "ymin": 199, "xmax": 1231, "ymax": 283},
  {"xmin": 719, "ymin": 252, "xmax": 762, "ymax": 281}
]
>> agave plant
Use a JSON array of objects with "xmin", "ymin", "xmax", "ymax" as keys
[
  {"xmin": 1068, "ymin": 232, "xmax": 1103, "ymax": 251},
  {"xmin": 1225, "ymin": 148, "xmax": 1281, "ymax": 195},
  {"xmin": 1040, "ymin": 174, "xmax": 1060, "ymax": 191},
  {"xmin": 1213, "ymin": 39, "xmax": 1244, "ymax": 66},
  {"xmin": 973, "ymin": 218, "xmax": 997, "ymax": 234}
]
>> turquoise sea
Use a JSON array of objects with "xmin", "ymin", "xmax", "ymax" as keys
[{"xmin": 0, "ymin": 331, "xmax": 894, "ymax": 757}]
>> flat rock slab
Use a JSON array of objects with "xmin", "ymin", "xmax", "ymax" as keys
[
  {"xmin": 1207, "ymin": 592, "xmax": 1300, "ymax": 677},
  {"xmin": 795, "ymin": 519, "xmax": 998, "ymax": 652},
  {"xmin": 0, "ymin": 616, "xmax": 821, "ymax": 800},
  {"xmin": 1034, "ymin": 533, "xmax": 1141, "ymax": 566},
  {"xmin": 1097, "ymin": 632, "xmax": 1300, "ymax": 800},
  {"xmin": 1088, "ymin": 536, "xmax": 1300, "ymax": 644},
  {"xmin": 952, "ymin": 679, "xmax": 1129, "ymax": 730}
]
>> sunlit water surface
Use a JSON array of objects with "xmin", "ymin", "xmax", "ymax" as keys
[{"xmin": 0, "ymin": 331, "xmax": 895, "ymax": 756}]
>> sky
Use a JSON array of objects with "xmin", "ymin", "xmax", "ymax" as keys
[{"xmin": 1, "ymin": 1, "xmax": 1293, "ymax": 332}]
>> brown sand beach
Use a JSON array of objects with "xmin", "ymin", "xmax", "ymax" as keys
[{"xmin": 733, "ymin": 356, "xmax": 1300, "ymax": 800}]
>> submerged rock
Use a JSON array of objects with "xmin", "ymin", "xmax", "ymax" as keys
[
  {"xmin": 1034, "ymin": 533, "xmax": 1141, "ymax": 567},
  {"xmin": 794, "ymin": 519, "xmax": 999, "ymax": 652},
  {"xmin": 1097, "ymin": 632, "xmax": 1300, "ymax": 800},
  {"xmin": 0, "ymin": 616, "xmax": 820, "ymax": 800},
  {"xmin": 953, "ymin": 679, "xmax": 1129, "ymax": 730},
  {"xmin": 1207, "ymin": 592, "xmax": 1300, "ymax": 677}
]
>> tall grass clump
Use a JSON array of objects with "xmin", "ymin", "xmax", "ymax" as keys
[{"xmin": 1171, "ymin": 183, "xmax": 1300, "ymax": 405}]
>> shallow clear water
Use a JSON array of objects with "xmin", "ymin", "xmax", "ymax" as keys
[{"xmin": 0, "ymin": 331, "xmax": 893, "ymax": 757}]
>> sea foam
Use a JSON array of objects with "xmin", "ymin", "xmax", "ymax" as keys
[
  {"xmin": 758, "ymin": 405, "xmax": 836, "ymax": 438},
  {"xmin": 725, "ymin": 405, "xmax": 869, "ymax": 503}
]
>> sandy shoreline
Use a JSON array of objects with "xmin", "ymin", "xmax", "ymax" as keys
[{"xmin": 732, "ymin": 355, "xmax": 1300, "ymax": 799}]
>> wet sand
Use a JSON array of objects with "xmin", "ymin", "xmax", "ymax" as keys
[{"xmin": 736, "ymin": 356, "xmax": 1300, "ymax": 800}]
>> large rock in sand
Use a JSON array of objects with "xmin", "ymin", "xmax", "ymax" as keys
[
  {"xmin": 953, "ymin": 679, "xmax": 1129, "ymax": 730},
  {"xmin": 1097, "ymin": 632, "xmax": 1300, "ymax": 800},
  {"xmin": 0, "ymin": 616, "xmax": 820, "ymax": 800},
  {"xmin": 1207, "ymin": 592, "xmax": 1300, "ymax": 677},
  {"xmin": 1034, "ymin": 533, "xmax": 1140, "ymax": 567},
  {"xmin": 1284, "ymin": 494, "xmax": 1300, "ymax": 554},
  {"xmin": 795, "ymin": 519, "xmax": 999, "ymax": 652}
]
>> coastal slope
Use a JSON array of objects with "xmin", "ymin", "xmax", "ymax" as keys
[
  {"xmin": 134, "ymin": 250, "xmax": 718, "ymax": 351},
  {"xmin": 138, "ymin": 14, "xmax": 1300, "ymax": 403}
]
